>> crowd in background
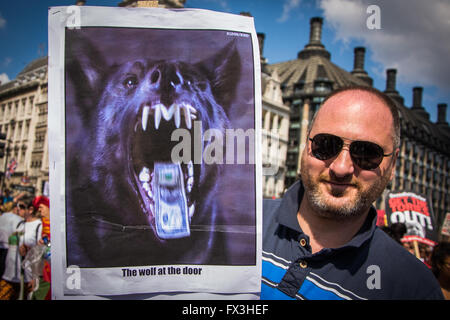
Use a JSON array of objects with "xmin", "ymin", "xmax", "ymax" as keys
[{"xmin": 0, "ymin": 187, "xmax": 51, "ymax": 300}]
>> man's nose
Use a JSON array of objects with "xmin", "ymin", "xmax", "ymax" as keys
[{"xmin": 328, "ymin": 146, "xmax": 355, "ymax": 177}]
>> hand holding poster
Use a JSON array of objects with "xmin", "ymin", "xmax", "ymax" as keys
[
  {"xmin": 385, "ymin": 191, "xmax": 438, "ymax": 246},
  {"xmin": 48, "ymin": 6, "xmax": 262, "ymax": 298}
]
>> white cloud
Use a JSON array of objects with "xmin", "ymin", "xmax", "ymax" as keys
[
  {"xmin": 0, "ymin": 73, "xmax": 10, "ymax": 85},
  {"xmin": 319, "ymin": 0, "xmax": 450, "ymax": 90},
  {"xmin": 277, "ymin": 0, "xmax": 301, "ymax": 23}
]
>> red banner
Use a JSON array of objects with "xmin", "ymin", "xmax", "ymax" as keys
[{"xmin": 385, "ymin": 191, "xmax": 438, "ymax": 246}]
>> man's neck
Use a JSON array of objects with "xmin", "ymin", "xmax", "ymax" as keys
[{"xmin": 297, "ymin": 195, "xmax": 369, "ymax": 254}]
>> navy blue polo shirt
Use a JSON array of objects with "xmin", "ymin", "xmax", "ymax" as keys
[{"xmin": 261, "ymin": 180, "xmax": 444, "ymax": 300}]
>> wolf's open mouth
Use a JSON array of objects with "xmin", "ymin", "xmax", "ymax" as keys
[{"xmin": 130, "ymin": 101, "xmax": 200, "ymax": 239}]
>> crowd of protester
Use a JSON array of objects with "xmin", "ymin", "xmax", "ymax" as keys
[
  {"xmin": 0, "ymin": 188, "xmax": 51, "ymax": 300},
  {"xmin": 381, "ymin": 223, "xmax": 450, "ymax": 300}
]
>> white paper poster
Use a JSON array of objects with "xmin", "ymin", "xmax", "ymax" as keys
[{"xmin": 48, "ymin": 6, "xmax": 262, "ymax": 299}]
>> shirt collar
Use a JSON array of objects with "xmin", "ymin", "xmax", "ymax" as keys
[
  {"xmin": 275, "ymin": 179, "xmax": 378, "ymax": 250},
  {"xmin": 276, "ymin": 180, "xmax": 304, "ymax": 233}
]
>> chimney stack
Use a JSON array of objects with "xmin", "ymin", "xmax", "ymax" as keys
[
  {"xmin": 385, "ymin": 69, "xmax": 397, "ymax": 93},
  {"xmin": 411, "ymin": 87, "xmax": 430, "ymax": 120},
  {"xmin": 437, "ymin": 103, "xmax": 448, "ymax": 125},
  {"xmin": 412, "ymin": 87, "xmax": 423, "ymax": 109},
  {"xmin": 298, "ymin": 17, "xmax": 330, "ymax": 59},
  {"xmin": 309, "ymin": 17, "xmax": 323, "ymax": 45},
  {"xmin": 351, "ymin": 47, "xmax": 373, "ymax": 86},
  {"xmin": 353, "ymin": 47, "xmax": 365, "ymax": 71},
  {"xmin": 383, "ymin": 69, "xmax": 403, "ymax": 105}
]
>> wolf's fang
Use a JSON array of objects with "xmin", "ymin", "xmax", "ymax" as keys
[{"xmin": 142, "ymin": 105, "xmax": 150, "ymax": 131}]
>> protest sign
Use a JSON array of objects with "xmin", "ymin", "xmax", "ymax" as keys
[
  {"xmin": 441, "ymin": 212, "xmax": 450, "ymax": 237},
  {"xmin": 385, "ymin": 191, "xmax": 438, "ymax": 246},
  {"xmin": 48, "ymin": 6, "xmax": 262, "ymax": 298}
]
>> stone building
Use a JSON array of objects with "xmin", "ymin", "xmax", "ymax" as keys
[
  {"xmin": 259, "ymin": 33, "xmax": 290, "ymax": 198},
  {"xmin": 383, "ymin": 70, "xmax": 450, "ymax": 230},
  {"xmin": 0, "ymin": 57, "xmax": 49, "ymax": 196},
  {"xmin": 269, "ymin": 17, "xmax": 372, "ymax": 188},
  {"xmin": 269, "ymin": 17, "xmax": 450, "ymax": 230}
]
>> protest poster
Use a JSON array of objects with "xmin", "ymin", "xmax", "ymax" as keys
[
  {"xmin": 48, "ymin": 6, "xmax": 262, "ymax": 298},
  {"xmin": 376, "ymin": 210, "xmax": 386, "ymax": 227},
  {"xmin": 385, "ymin": 191, "xmax": 438, "ymax": 246}
]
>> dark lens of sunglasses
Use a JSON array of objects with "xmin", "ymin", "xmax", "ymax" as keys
[
  {"xmin": 311, "ymin": 134, "xmax": 385, "ymax": 170},
  {"xmin": 350, "ymin": 141, "xmax": 384, "ymax": 170},
  {"xmin": 310, "ymin": 134, "xmax": 343, "ymax": 160}
]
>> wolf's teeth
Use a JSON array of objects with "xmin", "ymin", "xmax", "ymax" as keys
[
  {"xmin": 189, "ymin": 203, "xmax": 195, "ymax": 218},
  {"xmin": 161, "ymin": 104, "xmax": 174, "ymax": 121},
  {"xmin": 143, "ymin": 182, "xmax": 150, "ymax": 192},
  {"xmin": 147, "ymin": 189, "xmax": 153, "ymax": 199},
  {"xmin": 142, "ymin": 106, "xmax": 150, "ymax": 131},
  {"xmin": 174, "ymin": 104, "xmax": 181, "ymax": 128},
  {"xmin": 187, "ymin": 161, "xmax": 194, "ymax": 177},
  {"xmin": 139, "ymin": 167, "xmax": 150, "ymax": 182},
  {"xmin": 187, "ymin": 104, "xmax": 197, "ymax": 114},
  {"xmin": 186, "ymin": 176, "xmax": 194, "ymax": 193}
]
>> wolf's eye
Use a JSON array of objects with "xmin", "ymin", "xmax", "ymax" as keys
[
  {"xmin": 123, "ymin": 75, "xmax": 139, "ymax": 89},
  {"xmin": 197, "ymin": 82, "xmax": 207, "ymax": 91}
]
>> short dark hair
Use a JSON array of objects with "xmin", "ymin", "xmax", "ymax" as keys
[
  {"xmin": 431, "ymin": 241, "xmax": 450, "ymax": 278},
  {"xmin": 307, "ymin": 85, "xmax": 401, "ymax": 149}
]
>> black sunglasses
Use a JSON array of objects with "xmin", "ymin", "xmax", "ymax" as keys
[{"xmin": 309, "ymin": 133, "xmax": 394, "ymax": 170}]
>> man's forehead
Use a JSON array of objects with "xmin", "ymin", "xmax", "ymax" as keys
[{"xmin": 317, "ymin": 90, "xmax": 392, "ymax": 121}]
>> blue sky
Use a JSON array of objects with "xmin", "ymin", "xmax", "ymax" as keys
[{"xmin": 0, "ymin": 0, "xmax": 449, "ymax": 123}]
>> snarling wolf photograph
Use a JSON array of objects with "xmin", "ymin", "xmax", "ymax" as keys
[{"xmin": 64, "ymin": 28, "xmax": 257, "ymax": 268}]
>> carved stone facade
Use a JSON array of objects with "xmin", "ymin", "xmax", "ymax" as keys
[
  {"xmin": 0, "ymin": 57, "xmax": 49, "ymax": 195},
  {"xmin": 259, "ymin": 33, "xmax": 290, "ymax": 198}
]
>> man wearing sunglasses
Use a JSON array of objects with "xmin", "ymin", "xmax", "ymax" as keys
[{"xmin": 261, "ymin": 85, "xmax": 443, "ymax": 300}]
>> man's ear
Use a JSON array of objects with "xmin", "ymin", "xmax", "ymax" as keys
[
  {"xmin": 65, "ymin": 30, "xmax": 107, "ymax": 122},
  {"xmin": 196, "ymin": 40, "xmax": 241, "ymax": 111}
]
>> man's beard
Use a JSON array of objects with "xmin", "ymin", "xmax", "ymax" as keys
[{"xmin": 300, "ymin": 159, "xmax": 391, "ymax": 221}]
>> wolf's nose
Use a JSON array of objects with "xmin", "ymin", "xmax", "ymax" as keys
[
  {"xmin": 150, "ymin": 69, "xmax": 161, "ymax": 84},
  {"xmin": 150, "ymin": 66, "xmax": 183, "ymax": 88}
]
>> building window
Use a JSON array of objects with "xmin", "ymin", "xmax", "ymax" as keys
[
  {"xmin": 28, "ymin": 96, "xmax": 34, "ymax": 114},
  {"xmin": 314, "ymin": 80, "xmax": 332, "ymax": 93},
  {"xmin": 294, "ymin": 81, "xmax": 305, "ymax": 93}
]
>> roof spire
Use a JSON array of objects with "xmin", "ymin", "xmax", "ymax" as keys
[{"xmin": 297, "ymin": 17, "xmax": 330, "ymax": 60}]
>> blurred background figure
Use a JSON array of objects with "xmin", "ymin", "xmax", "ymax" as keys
[
  {"xmin": 430, "ymin": 242, "xmax": 450, "ymax": 300},
  {"xmin": 380, "ymin": 222, "xmax": 406, "ymax": 245}
]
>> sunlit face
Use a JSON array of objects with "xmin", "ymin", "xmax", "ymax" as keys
[
  {"xmin": 38, "ymin": 203, "xmax": 50, "ymax": 219},
  {"xmin": 300, "ymin": 90, "xmax": 398, "ymax": 220}
]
